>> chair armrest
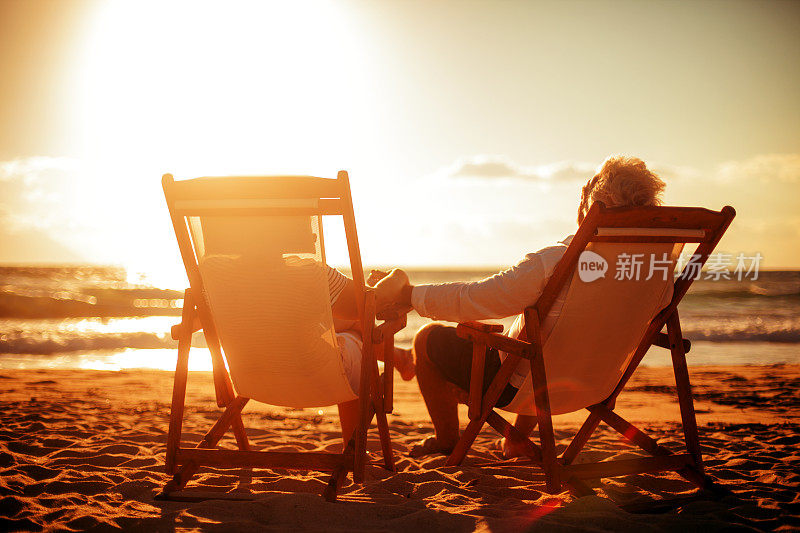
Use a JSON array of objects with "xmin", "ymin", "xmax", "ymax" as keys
[
  {"xmin": 376, "ymin": 304, "xmax": 412, "ymax": 321},
  {"xmin": 455, "ymin": 322, "xmax": 533, "ymax": 419},
  {"xmin": 468, "ymin": 342, "xmax": 486, "ymax": 419},
  {"xmin": 653, "ymin": 332, "xmax": 691, "ymax": 353},
  {"xmin": 370, "ymin": 309, "xmax": 408, "ymax": 415},
  {"xmin": 460, "ymin": 321, "xmax": 503, "ymax": 333},
  {"xmin": 456, "ymin": 323, "xmax": 533, "ymax": 358},
  {"xmin": 371, "ymin": 314, "xmax": 408, "ymax": 344},
  {"xmin": 170, "ymin": 315, "xmax": 202, "ymax": 340}
]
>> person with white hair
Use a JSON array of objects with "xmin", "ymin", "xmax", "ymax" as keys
[{"xmin": 372, "ymin": 155, "xmax": 667, "ymax": 457}]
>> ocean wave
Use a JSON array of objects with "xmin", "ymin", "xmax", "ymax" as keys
[
  {"xmin": 684, "ymin": 287, "xmax": 800, "ymax": 299},
  {"xmin": 681, "ymin": 328, "xmax": 800, "ymax": 343},
  {"xmin": 0, "ymin": 289, "xmax": 183, "ymax": 318},
  {"xmin": 0, "ymin": 332, "xmax": 172, "ymax": 355},
  {"xmin": 0, "ymin": 323, "xmax": 796, "ymax": 357},
  {"xmin": 0, "ymin": 331, "xmax": 209, "ymax": 355},
  {"xmin": 0, "ymin": 265, "xmax": 126, "ymax": 282},
  {"xmin": 2, "ymin": 284, "xmax": 796, "ymax": 321}
]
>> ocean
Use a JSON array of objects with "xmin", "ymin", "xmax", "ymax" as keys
[{"xmin": 1, "ymin": 265, "xmax": 798, "ymax": 371}]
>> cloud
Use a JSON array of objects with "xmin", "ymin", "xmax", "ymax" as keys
[
  {"xmin": 717, "ymin": 154, "xmax": 800, "ymax": 183},
  {"xmin": 0, "ymin": 156, "xmax": 137, "ymax": 263},
  {"xmin": 0, "ymin": 157, "xmax": 83, "ymax": 231},
  {"xmin": 0, "ymin": 158, "xmax": 83, "ymax": 262},
  {"xmin": 537, "ymin": 161, "xmax": 598, "ymax": 182},
  {"xmin": 439, "ymin": 153, "xmax": 800, "ymax": 185},
  {"xmin": 447, "ymin": 155, "xmax": 534, "ymax": 179},
  {"xmin": 442, "ymin": 155, "xmax": 595, "ymax": 182},
  {"xmin": 439, "ymin": 155, "xmax": 697, "ymax": 183},
  {"xmin": 0, "ymin": 156, "xmax": 78, "ymax": 182},
  {"xmin": 648, "ymin": 162, "xmax": 702, "ymax": 182}
]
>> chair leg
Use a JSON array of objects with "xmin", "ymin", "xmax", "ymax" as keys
[
  {"xmin": 165, "ymin": 335, "xmax": 192, "ymax": 472},
  {"xmin": 374, "ymin": 400, "xmax": 395, "ymax": 472},
  {"xmin": 196, "ymin": 396, "xmax": 250, "ymax": 450},
  {"xmin": 483, "ymin": 411, "xmax": 594, "ymax": 496},
  {"xmin": 526, "ymin": 311, "xmax": 560, "ymax": 493},
  {"xmin": 159, "ymin": 396, "xmax": 250, "ymax": 496},
  {"xmin": 667, "ymin": 312, "xmax": 704, "ymax": 473},
  {"xmin": 353, "ymin": 292, "xmax": 376, "ymax": 484},
  {"xmin": 165, "ymin": 290, "xmax": 196, "ymax": 474},
  {"xmin": 562, "ymin": 411, "xmax": 602, "ymax": 466},
  {"xmin": 537, "ymin": 414, "xmax": 560, "ymax": 493},
  {"xmin": 324, "ymin": 463, "xmax": 349, "ymax": 503},
  {"xmin": 352, "ymin": 399, "xmax": 375, "ymax": 484},
  {"xmin": 231, "ymin": 415, "xmax": 251, "ymax": 451},
  {"xmin": 382, "ymin": 337, "xmax": 394, "ymax": 414},
  {"xmin": 324, "ymin": 438, "xmax": 355, "ymax": 502},
  {"xmin": 589, "ymin": 404, "xmax": 668, "ymax": 456},
  {"xmin": 590, "ymin": 403, "xmax": 721, "ymax": 492},
  {"xmin": 486, "ymin": 411, "xmax": 542, "ymax": 463},
  {"xmin": 447, "ymin": 355, "xmax": 523, "ymax": 467},
  {"xmin": 446, "ymin": 416, "xmax": 485, "ymax": 466},
  {"xmin": 370, "ymin": 348, "xmax": 395, "ymax": 472}
]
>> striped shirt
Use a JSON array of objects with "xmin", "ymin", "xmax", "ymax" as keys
[{"xmin": 327, "ymin": 265, "xmax": 349, "ymax": 304}]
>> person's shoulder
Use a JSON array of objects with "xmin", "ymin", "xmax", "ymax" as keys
[{"xmin": 522, "ymin": 235, "xmax": 573, "ymax": 262}]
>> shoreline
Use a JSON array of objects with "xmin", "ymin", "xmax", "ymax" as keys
[{"xmin": 2, "ymin": 344, "xmax": 798, "ymax": 375}]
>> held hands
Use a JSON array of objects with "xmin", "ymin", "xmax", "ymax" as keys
[
  {"xmin": 366, "ymin": 269, "xmax": 391, "ymax": 287},
  {"xmin": 369, "ymin": 268, "xmax": 412, "ymax": 315}
]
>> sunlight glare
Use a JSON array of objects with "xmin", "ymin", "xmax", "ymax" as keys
[
  {"xmin": 75, "ymin": 0, "xmax": 367, "ymax": 174},
  {"xmin": 68, "ymin": 1, "xmax": 372, "ymax": 278}
]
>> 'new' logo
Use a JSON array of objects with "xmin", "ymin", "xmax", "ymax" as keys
[{"xmin": 578, "ymin": 251, "xmax": 608, "ymax": 282}]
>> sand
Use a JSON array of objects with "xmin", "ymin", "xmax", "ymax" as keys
[{"xmin": 1, "ymin": 364, "xmax": 798, "ymax": 532}]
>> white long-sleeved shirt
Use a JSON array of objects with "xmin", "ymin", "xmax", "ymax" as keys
[{"xmin": 411, "ymin": 237, "xmax": 574, "ymax": 388}]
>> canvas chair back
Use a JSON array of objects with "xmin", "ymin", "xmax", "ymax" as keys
[
  {"xmin": 501, "ymin": 204, "xmax": 725, "ymax": 417},
  {"xmin": 504, "ymin": 241, "xmax": 683, "ymax": 415},
  {"xmin": 194, "ymin": 213, "xmax": 356, "ymax": 407},
  {"xmin": 163, "ymin": 175, "xmax": 364, "ymax": 408}
]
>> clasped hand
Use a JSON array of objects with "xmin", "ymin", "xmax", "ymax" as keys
[{"xmin": 368, "ymin": 268, "xmax": 411, "ymax": 315}]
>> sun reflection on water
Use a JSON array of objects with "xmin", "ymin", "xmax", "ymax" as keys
[{"xmin": 0, "ymin": 348, "xmax": 213, "ymax": 372}]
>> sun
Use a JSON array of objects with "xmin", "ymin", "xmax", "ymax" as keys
[
  {"xmin": 62, "ymin": 0, "xmax": 381, "ymax": 283},
  {"xmin": 73, "ymin": 1, "xmax": 368, "ymax": 172}
]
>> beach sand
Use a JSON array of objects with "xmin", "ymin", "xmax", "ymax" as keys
[{"xmin": 1, "ymin": 364, "xmax": 798, "ymax": 532}]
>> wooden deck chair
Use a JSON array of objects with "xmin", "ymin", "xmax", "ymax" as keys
[
  {"xmin": 447, "ymin": 202, "xmax": 735, "ymax": 496},
  {"xmin": 158, "ymin": 171, "xmax": 405, "ymax": 502}
]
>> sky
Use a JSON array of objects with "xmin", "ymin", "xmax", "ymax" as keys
[{"xmin": 0, "ymin": 0, "xmax": 798, "ymax": 285}]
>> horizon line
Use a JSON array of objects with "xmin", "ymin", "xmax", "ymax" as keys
[{"xmin": 1, "ymin": 262, "xmax": 799, "ymax": 273}]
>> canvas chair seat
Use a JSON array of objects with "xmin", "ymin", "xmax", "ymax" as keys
[
  {"xmin": 504, "ymin": 242, "xmax": 680, "ymax": 416},
  {"xmin": 199, "ymin": 253, "xmax": 357, "ymax": 408}
]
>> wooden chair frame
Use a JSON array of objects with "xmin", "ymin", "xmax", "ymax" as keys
[
  {"xmin": 158, "ymin": 171, "xmax": 406, "ymax": 502},
  {"xmin": 447, "ymin": 202, "xmax": 736, "ymax": 496}
]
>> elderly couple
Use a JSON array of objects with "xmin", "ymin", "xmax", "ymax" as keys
[{"xmin": 327, "ymin": 155, "xmax": 666, "ymax": 458}]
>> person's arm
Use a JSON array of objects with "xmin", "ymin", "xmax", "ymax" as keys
[
  {"xmin": 369, "ymin": 259, "xmax": 547, "ymax": 322},
  {"xmin": 327, "ymin": 266, "xmax": 360, "ymax": 333},
  {"xmin": 331, "ymin": 280, "xmax": 361, "ymax": 333},
  {"xmin": 331, "ymin": 266, "xmax": 414, "ymax": 325},
  {"xmin": 331, "ymin": 277, "xmax": 359, "ymax": 321},
  {"xmin": 340, "ymin": 263, "xmax": 548, "ymax": 323},
  {"xmin": 408, "ymin": 254, "xmax": 551, "ymax": 323}
]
